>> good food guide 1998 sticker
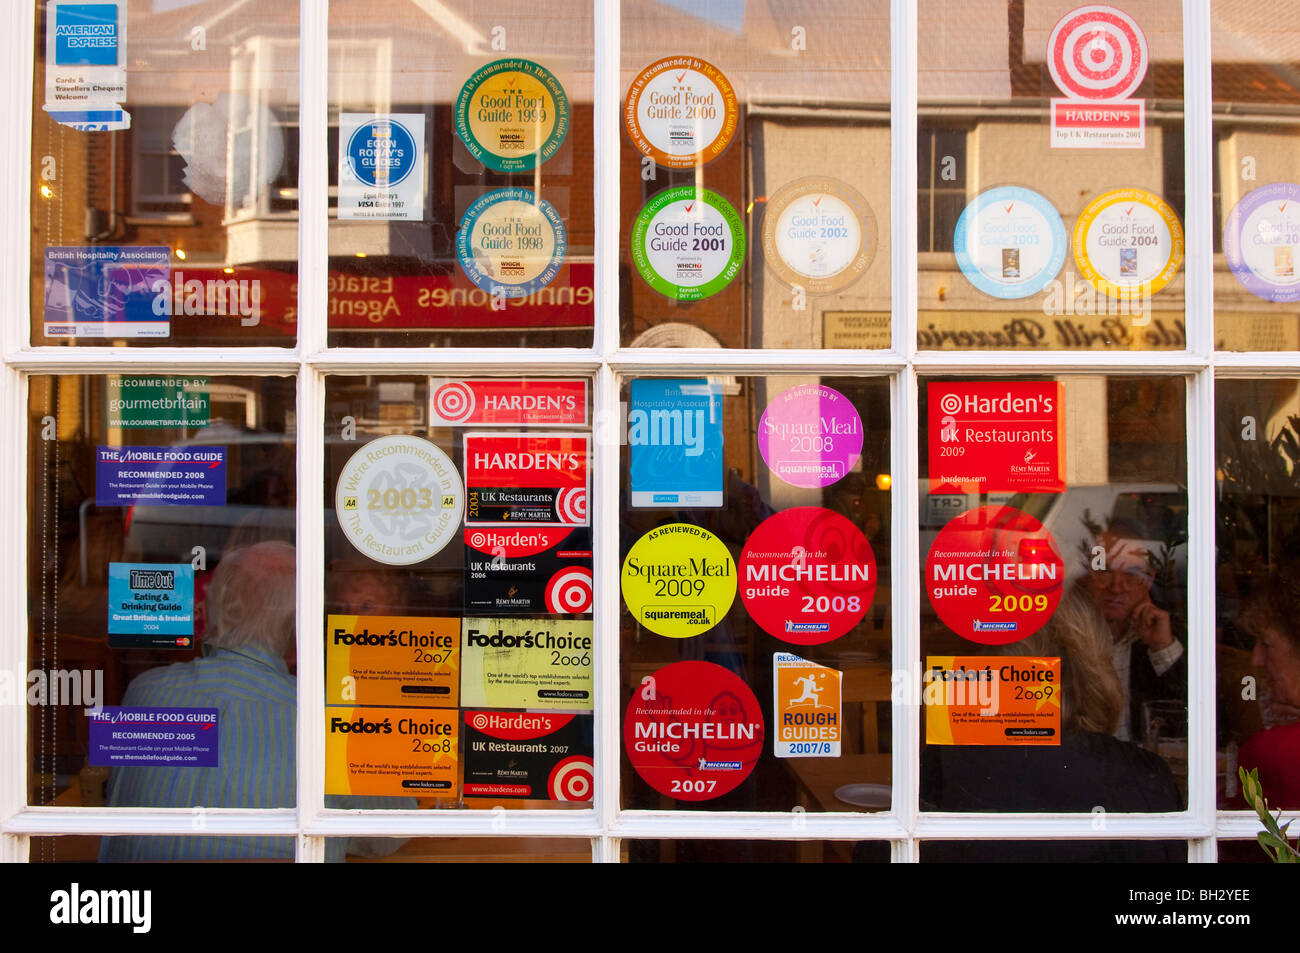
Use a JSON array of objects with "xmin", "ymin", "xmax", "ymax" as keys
[{"xmin": 456, "ymin": 187, "xmax": 566, "ymax": 299}]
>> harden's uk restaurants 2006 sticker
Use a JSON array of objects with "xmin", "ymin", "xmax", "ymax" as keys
[
  {"xmin": 1072, "ymin": 187, "xmax": 1183, "ymax": 299},
  {"xmin": 455, "ymin": 58, "xmax": 569, "ymax": 173},
  {"xmin": 625, "ymin": 660, "xmax": 763, "ymax": 801},
  {"xmin": 622, "ymin": 523, "xmax": 737, "ymax": 638},
  {"xmin": 631, "ymin": 185, "xmax": 745, "ymax": 301},
  {"xmin": 624, "ymin": 56, "xmax": 738, "ymax": 169}
]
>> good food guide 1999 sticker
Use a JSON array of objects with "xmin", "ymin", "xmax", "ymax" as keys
[{"xmin": 455, "ymin": 58, "xmax": 569, "ymax": 173}]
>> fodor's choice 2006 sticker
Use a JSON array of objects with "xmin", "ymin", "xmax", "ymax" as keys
[
  {"xmin": 456, "ymin": 188, "xmax": 566, "ymax": 299},
  {"xmin": 1072, "ymin": 187, "xmax": 1183, "ymax": 299},
  {"xmin": 622, "ymin": 523, "xmax": 736, "ymax": 638},
  {"xmin": 761, "ymin": 177, "xmax": 877, "ymax": 295},
  {"xmin": 631, "ymin": 186, "xmax": 745, "ymax": 301},
  {"xmin": 1224, "ymin": 182, "xmax": 1300, "ymax": 303},
  {"xmin": 335, "ymin": 435, "xmax": 465, "ymax": 566},
  {"xmin": 953, "ymin": 186, "xmax": 1067, "ymax": 299},
  {"xmin": 624, "ymin": 56, "xmax": 738, "ymax": 169},
  {"xmin": 456, "ymin": 58, "xmax": 569, "ymax": 172}
]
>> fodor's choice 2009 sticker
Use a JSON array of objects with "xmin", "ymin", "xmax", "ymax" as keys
[
  {"xmin": 1072, "ymin": 187, "xmax": 1183, "ymax": 299},
  {"xmin": 761, "ymin": 177, "xmax": 877, "ymax": 295},
  {"xmin": 925, "ymin": 655, "xmax": 1061, "ymax": 746},
  {"xmin": 456, "ymin": 187, "xmax": 566, "ymax": 299},
  {"xmin": 622, "ymin": 524, "xmax": 736, "ymax": 638},
  {"xmin": 1224, "ymin": 182, "xmax": 1300, "ymax": 303},
  {"xmin": 624, "ymin": 56, "xmax": 738, "ymax": 169},
  {"xmin": 631, "ymin": 186, "xmax": 745, "ymax": 301},
  {"xmin": 953, "ymin": 186, "xmax": 1067, "ymax": 299},
  {"xmin": 335, "ymin": 435, "xmax": 465, "ymax": 566},
  {"xmin": 455, "ymin": 58, "xmax": 569, "ymax": 172}
]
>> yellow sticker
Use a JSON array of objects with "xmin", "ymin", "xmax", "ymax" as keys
[
  {"xmin": 621, "ymin": 523, "xmax": 736, "ymax": 638},
  {"xmin": 324, "ymin": 706, "xmax": 458, "ymax": 797},
  {"xmin": 1072, "ymin": 187, "xmax": 1183, "ymax": 299},
  {"xmin": 455, "ymin": 59, "xmax": 569, "ymax": 173},
  {"xmin": 325, "ymin": 615, "xmax": 459, "ymax": 707}
]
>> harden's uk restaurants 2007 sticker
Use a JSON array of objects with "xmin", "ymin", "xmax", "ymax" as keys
[
  {"xmin": 622, "ymin": 523, "xmax": 737, "ymax": 638},
  {"xmin": 455, "ymin": 58, "xmax": 569, "ymax": 173},
  {"xmin": 630, "ymin": 185, "xmax": 745, "ymax": 301},
  {"xmin": 624, "ymin": 56, "xmax": 738, "ymax": 169}
]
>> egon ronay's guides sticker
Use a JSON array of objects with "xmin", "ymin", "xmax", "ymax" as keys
[{"xmin": 928, "ymin": 381, "xmax": 1065, "ymax": 494}]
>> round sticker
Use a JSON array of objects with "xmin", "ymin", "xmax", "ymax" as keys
[
  {"xmin": 761, "ymin": 177, "xmax": 877, "ymax": 295},
  {"xmin": 624, "ymin": 56, "xmax": 738, "ymax": 169},
  {"xmin": 1047, "ymin": 4, "xmax": 1148, "ymax": 101},
  {"xmin": 953, "ymin": 186, "xmax": 1067, "ymax": 299},
  {"xmin": 456, "ymin": 187, "xmax": 566, "ymax": 298},
  {"xmin": 738, "ymin": 507, "xmax": 876, "ymax": 645},
  {"xmin": 624, "ymin": 660, "xmax": 763, "ymax": 801},
  {"xmin": 630, "ymin": 186, "xmax": 745, "ymax": 301},
  {"xmin": 1224, "ymin": 182, "xmax": 1300, "ymax": 303},
  {"xmin": 926, "ymin": 505, "xmax": 1065, "ymax": 646},
  {"xmin": 335, "ymin": 435, "xmax": 465, "ymax": 566},
  {"xmin": 455, "ymin": 59, "xmax": 569, "ymax": 172},
  {"xmin": 757, "ymin": 384, "xmax": 863, "ymax": 489},
  {"xmin": 547, "ymin": 755, "xmax": 593, "ymax": 801},
  {"xmin": 621, "ymin": 523, "xmax": 737, "ymax": 638},
  {"xmin": 1072, "ymin": 187, "xmax": 1183, "ymax": 299},
  {"xmin": 346, "ymin": 116, "xmax": 417, "ymax": 188}
]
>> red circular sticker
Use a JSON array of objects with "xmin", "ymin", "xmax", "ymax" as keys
[
  {"xmin": 738, "ymin": 507, "xmax": 877, "ymax": 645},
  {"xmin": 624, "ymin": 661, "xmax": 763, "ymax": 801},
  {"xmin": 926, "ymin": 505, "xmax": 1065, "ymax": 645}
]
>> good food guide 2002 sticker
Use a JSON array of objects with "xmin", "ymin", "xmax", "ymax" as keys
[
  {"xmin": 621, "ymin": 523, "xmax": 737, "ymax": 639},
  {"xmin": 456, "ymin": 187, "xmax": 566, "ymax": 299},
  {"xmin": 630, "ymin": 185, "xmax": 745, "ymax": 301},
  {"xmin": 1072, "ymin": 187, "xmax": 1183, "ymax": 300},
  {"xmin": 952, "ymin": 186, "xmax": 1067, "ymax": 299},
  {"xmin": 624, "ymin": 56, "xmax": 738, "ymax": 169},
  {"xmin": 760, "ymin": 177, "xmax": 877, "ymax": 295},
  {"xmin": 455, "ymin": 58, "xmax": 569, "ymax": 173},
  {"xmin": 1224, "ymin": 182, "xmax": 1300, "ymax": 304}
]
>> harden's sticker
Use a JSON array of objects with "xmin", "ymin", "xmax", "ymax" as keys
[
  {"xmin": 953, "ymin": 187, "xmax": 1067, "ymax": 299},
  {"xmin": 761, "ymin": 177, "xmax": 877, "ymax": 295},
  {"xmin": 335, "ymin": 435, "xmax": 465, "ymax": 566},
  {"xmin": 757, "ymin": 383, "xmax": 863, "ymax": 489},
  {"xmin": 1073, "ymin": 187, "xmax": 1183, "ymax": 299},
  {"xmin": 455, "ymin": 58, "xmax": 569, "ymax": 172},
  {"xmin": 1224, "ymin": 182, "xmax": 1300, "ymax": 303},
  {"xmin": 773, "ymin": 653, "xmax": 842, "ymax": 758},
  {"xmin": 925, "ymin": 656, "xmax": 1061, "ymax": 746},
  {"xmin": 625, "ymin": 660, "xmax": 763, "ymax": 801},
  {"xmin": 462, "ymin": 711, "xmax": 593, "ymax": 800},
  {"xmin": 463, "ymin": 432, "xmax": 588, "ymax": 526},
  {"xmin": 622, "ymin": 524, "xmax": 737, "ymax": 638},
  {"xmin": 739, "ymin": 507, "xmax": 876, "ymax": 645},
  {"xmin": 624, "ymin": 56, "xmax": 738, "ymax": 169},
  {"xmin": 926, "ymin": 506, "xmax": 1065, "ymax": 645},
  {"xmin": 456, "ymin": 187, "xmax": 566, "ymax": 299},
  {"xmin": 1047, "ymin": 5, "xmax": 1148, "ymax": 102},
  {"xmin": 631, "ymin": 186, "xmax": 745, "ymax": 301}
]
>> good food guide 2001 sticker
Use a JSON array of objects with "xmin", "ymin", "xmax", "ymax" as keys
[
  {"xmin": 455, "ymin": 58, "xmax": 569, "ymax": 173},
  {"xmin": 624, "ymin": 56, "xmax": 738, "ymax": 169},
  {"xmin": 757, "ymin": 383, "xmax": 863, "ymax": 490},
  {"xmin": 761, "ymin": 177, "xmax": 877, "ymax": 295},
  {"xmin": 952, "ymin": 187, "xmax": 1067, "ymax": 299},
  {"xmin": 456, "ymin": 187, "xmax": 566, "ymax": 299},
  {"xmin": 335, "ymin": 434, "xmax": 465, "ymax": 566},
  {"xmin": 1072, "ymin": 187, "xmax": 1183, "ymax": 299},
  {"xmin": 621, "ymin": 523, "xmax": 737, "ymax": 639},
  {"xmin": 1224, "ymin": 182, "xmax": 1300, "ymax": 303},
  {"xmin": 631, "ymin": 185, "xmax": 745, "ymax": 301}
]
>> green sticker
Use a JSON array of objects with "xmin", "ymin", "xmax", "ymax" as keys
[
  {"xmin": 455, "ymin": 59, "xmax": 570, "ymax": 173},
  {"xmin": 108, "ymin": 376, "xmax": 210, "ymax": 429},
  {"xmin": 631, "ymin": 186, "xmax": 746, "ymax": 301}
]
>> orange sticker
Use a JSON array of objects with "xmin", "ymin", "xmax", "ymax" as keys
[
  {"xmin": 924, "ymin": 656, "xmax": 1060, "ymax": 746},
  {"xmin": 772, "ymin": 652, "xmax": 842, "ymax": 757},
  {"xmin": 325, "ymin": 706, "xmax": 459, "ymax": 797},
  {"xmin": 325, "ymin": 615, "xmax": 459, "ymax": 707},
  {"xmin": 624, "ymin": 56, "xmax": 738, "ymax": 169}
]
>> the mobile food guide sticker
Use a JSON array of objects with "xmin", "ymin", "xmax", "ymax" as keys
[
  {"xmin": 325, "ymin": 706, "xmax": 458, "ymax": 797},
  {"xmin": 1073, "ymin": 187, "xmax": 1183, "ymax": 300},
  {"xmin": 952, "ymin": 187, "xmax": 1067, "ymax": 299},
  {"xmin": 456, "ymin": 58, "xmax": 569, "ymax": 172},
  {"xmin": 624, "ymin": 660, "xmax": 763, "ymax": 801},
  {"xmin": 428, "ymin": 378, "xmax": 588, "ymax": 427},
  {"xmin": 463, "ymin": 432, "xmax": 589, "ymax": 526},
  {"xmin": 107, "ymin": 563, "xmax": 195, "ymax": 648},
  {"xmin": 89, "ymin": 707, "xmax": 219, "ymax": 768},
  {"xmin": 624, "ymin": 56, "xmax": 738, "ymax": 169},
  {"xmin": 459, "ymin": 617, "xmax": 593, "ymax": 711},
  {"xmin": 773, "ymin": 653, "xmax": 842, "ymax": 758},
  {"xmin": 44, "ymin": 246, "xmax": 170, "ymax": 338},
  {"xmin": 96, "ymin": 445, "xmax": 226, "ymax": 506},
  {"xmin": 1047, "ymin": 4, "xmax": 1148, "ymax": 149},
  {"xmin": 757, "ymin": 383, "xmax": 863, "ymax": 489},
  {"xmin": 338, "ymin": 113, "xmax": 425, "ymax": 221},
  {"xmin": 463, "ymin": 711, "xmax": 593, "ymax": 801},
  {"xmin": 464, "ymin": 526, "xmax": 593, "ymax": 615},
  {"xmin": 926, "ymin": 505, "xmax": 1064, "ymax": 645},
  {"xmin": 456, "ymin": 187, "xmax": 566, "ymax": 298},
  {"xmin": 335, "ymin": 434, "xmax": 465, "ymax": 566},
  {"xmin": 621, "ymin": 523, "xmax": 737, "ymax": 638},
  {"xmin": 628, "ymin": 378, "xmax": 724, "ymax": 508},
  {"xmin": 761, "ymin": 177, "xmax": 877, "ymax": 294},
  {"xmin": 325, "ymin": 615, "xmax": 459, "ymax": 707},
  {"xmin": 1224, "ymin": 182, "xmax": 1300, "ymax": 303},
  {"xmin": 631, "ymin": 185, "xmax": 745, "ymax": 301},
  {"xmin": 928, "ymin": 381, "xmax": 1065, "ymax": 494},
  {"xmin": 44, "ymin": 0, "xmax": 130, "ymax": 130},
  {"xmin": 739, "ymin": 507, "xmax": 876, "ymax": 645},
  {"xmin": 925, "ymin": 656, "xmax": 1061, "ymax": 746}
]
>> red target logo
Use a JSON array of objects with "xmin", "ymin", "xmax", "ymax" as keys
[
  {"xmin": 432, "ymin": 382, "xmax": 476, "ymax": 423},
  {"xmin": 547, "ymin": 755, "xmax": 593, "ymax": 801},
  {"xmin": 1048, "ymin": 5, "xmax": 1148, "ymax": 102},
  {"xmin": 545, "ymin": 566, "xmax": 593, "ymax": 614},
  {"xmin": 555, "ymin": 485, "xmax": 588, "ymax": 525}
]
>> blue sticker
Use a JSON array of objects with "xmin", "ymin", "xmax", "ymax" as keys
[
  {"xmin": 346, "ymin": 116, "xmax": 417, "ymax": 188},
  {"xmin": 43, "ymin": 246, "xmax": 170, "ymax": 338},
  {"xmin": 53, "ymin": 3, "xmax": 120, "ymax": 66},
  {"xmin": 96, "ymin": 445, "xmax": 226, "ymax": 506},
  {"xmin": 456, "ymin": 187, "xmax": 566, "ymax": 298},
  {"xmin": 953, "ymin": 187, "xmax": 1066, "ymax": 300},
  {"xmin": 89, "ymin": 707, "xmax": 219, "ymax": 767},
  {"xmin": 628, "ymin": 379, "xmax": 724, "ymax": 508},
  {"xmin": 108, "ymin": 563, "xmax": 195, "ymax": 639}
]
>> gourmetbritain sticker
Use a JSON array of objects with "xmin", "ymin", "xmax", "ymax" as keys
[
  {"xmin": 624, "ymin": 56, "xmax": 738, "ymax": 169},
  {"xmin": 773, "ymin": 653, "xmax": 842, "ymax": 758},
  {"xmin": 1072, "ymin": 187, "xmax": 1183, "ymax": 299},
  {"xmin": 621, "ymin": 523, "xmax": 736, "ymax": 638},
  {"xmin": 624, "ymin": 660, "xmax": 763, "ymax": 801},
  {"xmin": 739, "ymin": 507, "xmax": 876, "ymax": 645},
  {"xmin": 428, "ymin": 379, "xmax": 587, "ymax": 427},
  {"xmin": 455, "ymin": 58, "xmax": 569, "ymax": 172},
  {"xmin": 757, "ymin": 383, "xmax": 863, "ymax": 489},
  {"xmin": 335, "ymin": 435, "xmax": 465, "ymax": 566},
  {"xmin": 953, "ymin": 187, "xmax": 1067, "ymax": 299},
  {"xmin": 1224, "ymin": 182, "xmax": 1300, "ymax": 303},
  {"xmin": 456, "ymin": 188, "xmax": 566, "ymax": 299},
  {"xmin": 926, "ymin": 505, "xmax": 1065, "ymax": 646},
  {"xmin": 338, "ymin": 113, "xmax": 425, "ymax": 221},
  {"xmin": 630, "ymin": 185, "xmax": 745, "ymax": 301},
  {"xmin": 761, "ymin": 177, "xmax": 877, "ymax": 295}
]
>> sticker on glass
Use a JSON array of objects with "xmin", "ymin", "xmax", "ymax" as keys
[
  {"xmin": 463, "ymin": 711, "xmax": 592, "ymax": 800},
  {"xmin": 107, "ymin": 562, "xmax": 195, "ymax": 649},
  {"xmin": 773, "ymin": 653, "xmax": 842, "ymax": 758},
  {"xmin": 43, "ymin": 1, "xmax": 130, "ymax": 130},
  {"xmin": 325, "ymin": 707, "xmax": 458, "ymax": 797},
  {"xmin": 628, "ymin": 378, "xmax": 724, "ymax": 508},
  {"xmin": 89, "ymin": 707, "xmax": 219, "ymax": 767},
  {"xmin": 621, "ymin": 524, "xmax": 737, "ymax": 638},
  {"xmin": 953, "ymin": 187, "xmax": 1067, "ymax": 299},
  {"xmin": 456, "ymin": 187, "xmax": 566, "ymax": 299},
  {"xmin": 428, "ymin": 379, "xmax": 588, "ymax": 427},
  {"xmin": 460, "ymin": 617, "xmax": 592, "ymax": 711},
  {"xmin": 925, "ymin": 656, "xmax": 1061, "ymax": 746},
  {"xmin": 455, "ymin": 59, "xmax": 570, "ymax": 172},
  {"xmin": 43, "ymin": 246, "xmax": 170, "ymax": 338},
  {"xmin": 338, "ymin": 113, "xmax": 425, "ymax": 221},
  {"xmin": 757, "ymin": 383, "xmax": 863, "ymax": 489},
  {"xmin": 761, "ymin": 177, "xmax": 877, "ymax": 295},
  {"xmin": 1224, "ymin": 182, "xmax": 1300, "ymax": 303},
  {"xmin": 1072, "ymin": 187, "xmax": 1183, "ymax": 300},
  {"xmin": 624, "ymin": 56, "xmax": 738, "ymax": 169},
  {"xmin": 631, "ymin": 185, "xmax": 745, "ymax": 301},
  {"xmin": 463, "ymin": 432, "xmax": 588, "ymax": 526}
]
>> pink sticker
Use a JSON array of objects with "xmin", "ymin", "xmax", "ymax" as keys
[{"xmin": 758, "ymin": 384, "xmax": 864, "ymax": 489}]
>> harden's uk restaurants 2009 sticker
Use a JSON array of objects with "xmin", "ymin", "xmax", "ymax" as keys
[
  {"xmin": 625, "ymin": 660, "xmax": 763, "ymax": 801},
  {"xmin": 926, "ymin": 505, "xmax": 1065, "ymax": 645},
  {"xmin": 622, "ymin": 523, "xmax": 737, "ymax": 638},
  {"xmin": 1072, "ymin": 187, "xmax": 1183, "ymax": 299},
  {"xmin": 624, "ymin": 56, "xmax": 738, "ymax": 169},
  {"xmin": 455, "ymin": 58, "xmax": 569, "ymax": 172},
  {"xmin": 631, "ymin": 185, "xmax": 745, "ymax": 301}
]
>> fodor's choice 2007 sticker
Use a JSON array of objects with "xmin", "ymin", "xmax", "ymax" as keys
[
  {"xmin": 631, "ymin": 186, "xmax": 745, "ymax": 301},
  {"xmin": 1224, "ymin": 182, "xmax": 1300, "ymax": 303},
  {"xmin": 622, "ymin": 524, "xmax": 737, "ymax": 638},
  {"xmin": 456, "ymin": 58, "xmax": 569, "ymax": 172},
  {"xmin": 953, "ymin": 186, "xmax": 1067, "ymax": 299},
  {"xmin": 624, "ymin": 56, "xmax": 738, "ymax": 169},
  {"xmin": 456, "ymin": 187, "xmax": 566, "ymax": 299},
  {"xmin": 1072, "ymin": 187, "xmax": 1183, "ymax": 299},
  {"xmin": 761, "ymin": 177, "xmax": 877, "ymax": 295},
  {"xmin": 335, "ymin": 435, "xmax": 465, "ymax": 566}
]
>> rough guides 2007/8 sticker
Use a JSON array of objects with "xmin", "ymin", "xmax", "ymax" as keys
[
  {"xmin": 463, "ymin": 711, "xmax": 593, "ymax": 801},
  {"xmin": 925, "ymin": 656, "xmax": 1061, "ymax": 746},
  {"xmin": 1073, "ymin": 187, "xmax": 1183, "ymax": 300},
  {"xmin": 773, "ymin": 653, "xmax": 842, "ymax": 758},
  {"xmin": 631, "ymin": 186, "xmax": 745, "ymax": 301},
  {"xmin": 459, "ymin": 617, "xmax": 593, "ymax": 711},
  {"xmin": 628, "ymin": 378, "xmax": 724, "ymax": 508},
  {"xmin": 456, "ymin": 188, "xmax": 566, "ymax": 299},
  {"xmin": 463, "ymin": 432, "xmax": 588, "ymax": 526},
  {"xmin": 757, "ymin": 383, "xmax": 863, "ymax": 489},
  {"xmin": 335, "ymin": 435, "xmax": 465, "ymax": 567},
  {"xmin": 325, "ymin": 615, "xmax": 459, "ymax": 707},
  {"xmin": 762, "ymin": 177, "xmax": 877, "ymax": 295},
  {"xmin": 464, "ymin": 526, "xmax": 593, "ymax": 615},
  {"xmin": 621, "ymin": 524, "xmax": 737, "ymax": 638},
  {"xmin": 952, "ymin": 187, "xmax": 1067, "ymax": 299},
  {"xmin": 1224, "ymin": 182, "xmax": 1300, "ymax": 303},
  {"xmin": 625, "ymin": 660, "xmax": 762, "ymax": 801},
  {"xmin": 428, "ymin": 379, "xmax": 587, "ymax": 427},
  {"xmin": 338, "ymin": 113, "xmax": 425, "ymax": 221},
  {"xmin": 107, "ymin": 563, "xmax": 194, "ymax": 648},
  {"xmin": 455, "ymin": 59, "xmax": 570, "ymax": 173},
  {"xmin": 624, "ymin": 56, "xmax": 738, "ymax": 169},
  {"xmin": 325, "ymin": 706, "xmax": 458, "ymax": 797}
]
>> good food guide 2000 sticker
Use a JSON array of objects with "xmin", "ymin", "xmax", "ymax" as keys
[{"xmin": 624, "ymin": 56, "xmax": 738, "ymax": 169}]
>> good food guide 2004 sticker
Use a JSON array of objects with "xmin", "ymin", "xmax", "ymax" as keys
[
  {"xmin": 761, "ymin": 177, "xmax": 877, "ymax": 295},
  {"xmin": 1224, "ymin": 182, "xmax": 1300, "ymax": 303},
  {"xmin": 455, "ymin": 58, "xmax": 569, "ymax": 173},
  {"xmin": 1072, "ymin": 187, "xmax": 1183, "ymax": 300},
  {"xmin": 630, "ymin": 185, "xmax": 745, "ymax": 301},
  {"xmin": 621, "ymin": 523, "xmax": 737, "ymax": 639},
  {"xmin": 952, "ymin": 187, "xmax": 1067, "ymax": 299},
  {"xmin": 624, "ymin": 56, "xmax": 738, "ymax": 169},
  {"xmin": 456, "ymin": 187, "xmax": 566, "ymax": 299},
  {"xmin": 757, "ymin": 383, "xmax": 863, "ymax": 490}
]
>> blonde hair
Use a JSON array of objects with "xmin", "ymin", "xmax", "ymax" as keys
[{"xmin": 206, "ymin": 541, "xmax": 296, "ymax": 656}]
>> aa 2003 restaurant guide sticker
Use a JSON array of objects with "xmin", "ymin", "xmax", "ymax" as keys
[
  {"xmin": 761, "ymin": 177, "xmax": 877, "ymax": 295},
  {"xmin": 926, "ymin": 505, "xmax": 1065, "ymax": 646},
  {"xmin": 455, "ymin": 58, "xmax": 569, "ymax": 172},
  {"xmin": 631, "ymin": 185, "xmax": 745, "ymax": 301},
  {"xmin": 621, "ymin": 523, "xmax": 736, "ymax": 638},
  {"xmin": 953, "ymin": 186, "xmax": 1067, "ymax": 299},
  {"xmin": 335, "ymin": 434, "xmax": 465, "ymax": 566},
  {"xmin": 624, "ymin": 56, "xmax": 738, "ymax": 169},
  {"xmin": 1224, "ymin": 182, "xmax": 1300, "ymax": 304},
  {"xmin": 1073, "ymin": 187, "xmax": 1183, "ymax": 299},
  {"xmin": 757, "ymin": 383, "xmax": 863, "ymax": 489},
  {"xmin": 456, "ymin": 187, "xmax": 566, "ymax": 299},
  {"xmin": 625, "ymin": 660, "xmax": 763, "ymax": 801}
]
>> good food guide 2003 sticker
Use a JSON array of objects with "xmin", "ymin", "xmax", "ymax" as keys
[{"xmin": 952, "ymin": 186, "xmax": 1067, "ymax": 299}]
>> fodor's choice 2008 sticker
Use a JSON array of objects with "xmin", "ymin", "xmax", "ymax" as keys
[
  {"xmin": 953, "ymin": 186, "xmax": 1067, "ymax": 299},
  {"xmin": 455, "ymin": 58, "xmax": 569, "ymax": 172},
  {"xmin": 1224, "ymin": 182, "xmax": 1300, "ymax": 303},
  {"xmin": 456, "ymin": 187, "xmax": 566, "ymax": 299},
  {"xmin": 335, "ymin": 435, "xmax": 465, "ymax": 566},
  {"xmin": 624, "ymin": 56, "xmax": 738, "ymax": 169},
  {"xmin": 1072, "ymin": 187, "xmax": 1183, "ymax": 300},
  {"xmin": 622, "ymin": 523, "xmax": 737, "ymax": 638},
  {"xmin": 761, "ymin": 177, "xmax": 877, "ymax": 295},
  {"xmin": 631, "ymin": 186, "xmax": 745, "ymax": 301}
]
